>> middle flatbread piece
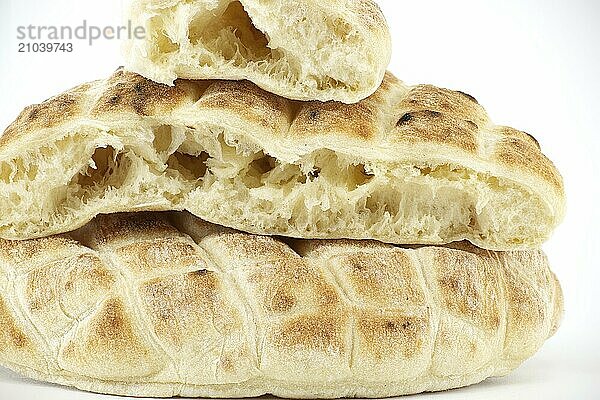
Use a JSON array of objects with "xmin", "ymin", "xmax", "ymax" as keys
[{"xmin": 0, "ymin": 69, "xmax": 564, "ymax": 249}]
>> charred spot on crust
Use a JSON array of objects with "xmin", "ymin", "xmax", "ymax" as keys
[
  {"xmin": 423, "ymin": 110, "xmax": 442, "ymax": 118},
  {"xmin": 289, "ymin": 99, "xmax": 378, "ymax": 141},
  {"xmin": 348, "ymin": 256, "xmax": 368, "ymax": 272},
  {"xmin": 496, "ymin": 136, "xmax": 562, "ymax": 191},
  {"xmin": 397, "ymin": 113, "xmax": 413, "ymax": 126},
  {"xmin": 496, "ymin": 126, "xmax": 545, "ymax": 153},
  {"xmin": 400, "ymin": 110, "xmax": 442, "ymax": 121},
  {"xmin": 27, "ymin": 107, "xmax": 39, "ymax": 120},
  {"xmin": 134, "ymin": 82, "xmax": 144, "ymax": 94},
  {"xmin": 192, "ymin": 269, "xmax": 209, "ymax": 276},
  {"xmin": 187, "ymin": 268, "xmax": 219, "ymax": 292},
  {"xmin": 466, "ymin": 120, "xmax": 479, "ymax": 130},
  {"xmin": 383, "ymin": 319, "xmax": 413, "ymax": 331},
  {"xmin": 457, "ymin": 90, "xmax": 479, "ymax": 104},
  {"xmin": 522, "ymin": 131, "xmax": 542, "ymax": 149},
  {"xmin": 385, "ymin": 320, "xmax": 397, "ymax": 330},
  {"xmin": 398, "ymin": 85, "xmax": 489, "ymax": 133}
]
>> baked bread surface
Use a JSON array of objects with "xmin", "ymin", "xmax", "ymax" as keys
[
  {"xmin": 0, "ymin": 69, "xmax": 565, "ymax": 249},
  {"xmin": 123, "ymin": 0, "xmax": 392, "ymax": 103},
  {"xmin": 0, "ymin": 212, "xmax": 562, "ymax": 398}
]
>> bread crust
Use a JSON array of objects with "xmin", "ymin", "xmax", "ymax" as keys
[
  {"xmin": 0, "ymin": 212, "xmax": 562, "ymax": 398},
  {"xmin": 123, "ymin": 0, "xmax": 392, "ymax": 103},
  {"xmin": 0, "ymin": 69, "xmax": 565, "ymax": 249}
]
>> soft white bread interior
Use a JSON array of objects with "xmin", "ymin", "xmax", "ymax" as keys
[
  {"xmin": 123, "ymin": 0, "xmax": 391, "ymax": 103},
  {"xmin": 0, "ymin": 69, "xmax": 565, "ymax": 249},
  {"xmin": 0, "ymin": 212, "xmax": 563, "ymax": 398}
]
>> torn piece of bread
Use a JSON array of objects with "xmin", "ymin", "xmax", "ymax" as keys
[
  {"xmin": 0, "ymin": 69, "xmax": 565, "ymax": 249},
  {"xmin": 0, "ymin": 212, "xmax": 563, "ymax": 398},
  {"xmin": 123, "ymin": 0, "xmax": 391, "ymax": 103}
]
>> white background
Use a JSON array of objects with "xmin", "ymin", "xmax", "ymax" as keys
[{"xmin": 0, "ymin": 0, "xmax": 598, "ymax": 398}]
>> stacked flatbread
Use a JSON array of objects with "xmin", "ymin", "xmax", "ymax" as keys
[{"xmin": 0, "ymin": 0, "xmax": 564, "ymax": 398}]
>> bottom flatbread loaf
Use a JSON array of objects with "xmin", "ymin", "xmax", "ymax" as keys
[{"xmin": 0, "ymin": 212, "xmax": 562, "ymax": 398}]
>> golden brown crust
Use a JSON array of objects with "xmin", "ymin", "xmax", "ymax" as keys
[
  {"xmin": 291, "ymin": 100, "xmax": 380, "ymax": 140},
  {"xmin": 397, "ymin": 84, "xmax": 489, "ymax": 129},
  {"xmin": 140, "ymin": 270, "xmax": 243, "ymax": 347},
  {"xmin": 493, "ymin": 126, "xmax": 563, "ymax": 191},
  {"xmin": 273, "ymin": 313, "xmax": 350, "ymax": 352},
  {"xmin": 0, "ymin": 212, "xmax": 563, "ymax": 397},
  {"xmin": 0, "ymin": 235, "xmax": 80, "ymax": 265},
  {"xmin": 59, "ymin": 254, "xmax": 117, "ymax": 315},
  {"xmin": 77, "ymin": 212, "xmax": 185, "ymax": 248},
  {"xmin": 198, "ymin": 79, "xmax": 294, "ymax": 132},
  {"xmin": 0, "ymin": 297, "xmax": 44, "ymax": 370},
  {"xmin": 209, "ymin": 233, "xmax": 300, "ymax": 265},
  {"xmin": 393, "ymin": 110, "xmax": 479, "ymax": 153},
  {"xmin": 433, "ymin": 248, "xmax": 501, "ymax": 333},
  {"xmin": 59, "ymin": 297, "xmax": 165, "ymax": 379},
  {"xmin": 116, "ymin": 239, "xmax": 206, "ymax": 278},
  {"xmin": 0, "ymin": 83, "xmax": 91, "ymax": 148},
  {"xmin": 356, "ymin": 314, "xmax": 429, "ymax": 360},
  {"xmin": 329, "ymin": 251, "xmax": 426, "ymax": 308},
  {"xmin": 90, "ymin": 69, "xmax": 198, "ymax": 117},
  {"xmin": 393, "ymin": 84, "xmax": 487, "ymax": 154}
]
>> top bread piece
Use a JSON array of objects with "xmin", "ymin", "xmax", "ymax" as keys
[
  {"xmin": 0, "ymin": 69, "xmax": 564, "ymax": 249},
  {"xmin": 123, "ymin": 0, "xmax": 391, "ymax": 103}
]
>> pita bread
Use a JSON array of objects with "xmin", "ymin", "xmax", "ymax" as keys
[
  {"xmin": 0, "ymin": 69, "xmax": 564, "ymax": 249},
  {"xmin": 0, "ymin": 212, "xmax": 562, "ymax": 398},
  {"xmin": 123, "ymin": 0, "xmax": 391, "ymax": 103}
]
